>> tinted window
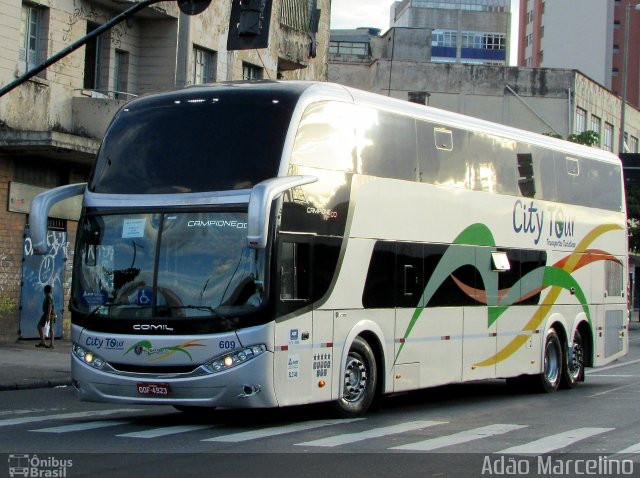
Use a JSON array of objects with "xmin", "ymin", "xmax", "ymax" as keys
[
  {"xmin": 469, "ymin": 133, "xmax": 518, "ymax": 194},
  {"xmin": 357, "ymin": 108, "xmax": 417, "ymax": 181},
  {"xmin": 91, "ymin": 95, "xmax": 293, "ymax": 194},
  {"xmin": 291, "ymin": 102, "xmax": 356, "ymax": 172},
  {"xmin": 555, "ymin": 154, "xmax": 589, "ymax": 207},
  {"xmin": 588, "ymin": 161, "xmax": 622, "ymax": 211}
]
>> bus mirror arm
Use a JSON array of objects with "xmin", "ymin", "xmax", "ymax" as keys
[
  {"xmin": 247, "ymin": 175, "xmax": 318, "ymax": 249},
  {"xmin": 29, "ymin": 183, "xmax": 87, "ymax": 254}
]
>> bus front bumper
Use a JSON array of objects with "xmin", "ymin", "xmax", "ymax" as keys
[{"xmin": 71, "ymin": 350, "xmax": 278, "ymax": 409}]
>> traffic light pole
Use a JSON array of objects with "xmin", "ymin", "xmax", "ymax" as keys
[{"xmin": 0, "ymin": 0, "xmax": 163, "ymax": 98}]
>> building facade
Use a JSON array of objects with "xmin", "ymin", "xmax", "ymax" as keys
[
  {"xmin": 390, "ymin": 0, "xmax": 511, "ymax": 65},
  {"xmin": 0, "ymin": 0, "xmax": 330, "ymax": 342},
  {"xmin": 329, "ymin": 27, "xmax": 640, "ymax": 154},
  {"xmin": 518, "ymin": 0, "xmax": 640, "ymax": 111}
]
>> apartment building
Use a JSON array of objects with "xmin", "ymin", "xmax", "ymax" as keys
[{"xmin": 0, "ymin": 0, "xmax": 329, "ymax": 341}]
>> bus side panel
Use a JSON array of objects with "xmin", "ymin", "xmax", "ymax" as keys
[
  {"xmin": 495, "ymin": 305, "xmax": 545, "ymax": 378},
  {"xmin": 462, "ymin": 307, "xmax": 497, "ymax": 381},
  {"xmin": 311, "ymin": 309, "xmax": 334, "ymax": 402},
  {"xmin": 273, "ymin": 312, "xmax": 314, "ymax": 406},
  {"xmin": 395, "ymin": 308, "xmax": 463, "ymax": 389}
]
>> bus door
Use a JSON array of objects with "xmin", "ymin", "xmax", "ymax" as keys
[{"xmin": 273, "ymin": 239, "xmax": 315, "ymax": 405}]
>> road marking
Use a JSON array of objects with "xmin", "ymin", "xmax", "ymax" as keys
[
  {"xmin": 295, "ymin": 420, "xmax": 447, "ymax": 447},
  {"xmin": 0, "ymin": 409, "xmax": 142, "ymax": 428},
  {"xmin": 118, "ymin": 424, "xmax": 215, "ymax": 438},
  {"xmin": 588, "ymin": 380, "xmax": 640, "ymax": 398},
  {"xmin": 202, "ymin": 419, "xmax": 363, "ymax": 443},
  {"xmin": 31, "ymin": 420, "xmax": 131, "ymax": 433},
  {"xmin": 617, "ymin": 442, "xmax": 640, "ymax": 454},
  {"xmin": 587, "ymin": 358, "xmax": 640, "ymax": 374},
  {"xmin": 391, "ymin": 424, "xmax": 526, "ymax": 452},
  {"xmin": 497, "ymin": 427, "xmax": 614, "ymax": 454}
]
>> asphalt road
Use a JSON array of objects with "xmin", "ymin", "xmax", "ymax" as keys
[{"xmin": 0, "ymin": 324, "xmax": 638, "ymax": 478}]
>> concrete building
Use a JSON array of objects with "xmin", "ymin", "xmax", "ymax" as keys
[
  {"xmin": 329, "ymin": 26, "xmax": 640, "ymax": 154},
  {"xmin": 0, "ymin": 0, "xmax": 330, "ymax": 342},
  {"xmin": 390, "ymin": 0, "xmax": 511, "ymax": 65}
]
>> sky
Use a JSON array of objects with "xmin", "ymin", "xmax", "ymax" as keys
[{"xmin": 329, "ymin": 0, "xmax": 520, "ymax": 64}]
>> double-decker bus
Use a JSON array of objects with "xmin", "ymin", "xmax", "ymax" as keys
[{"xmin": 30, "ymin": 81, "xmax": 629, "ymax": 417}]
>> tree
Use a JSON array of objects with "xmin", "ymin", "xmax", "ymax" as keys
[{"xmin": 567, "ymin": 130, "xmax": 600, "ymax": 147}]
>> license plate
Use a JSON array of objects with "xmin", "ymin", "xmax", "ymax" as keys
[{"xmin": 136, "ymin": 382, "xmax": 171, "ymax": 396}]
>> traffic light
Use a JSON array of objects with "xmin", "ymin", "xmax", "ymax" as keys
[{"xmin": 227, "ymin": 0, "xmax": 273, "ymax": 51}]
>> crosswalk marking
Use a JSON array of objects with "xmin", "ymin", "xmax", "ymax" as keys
[
  {"xmin": 31, "ymin": 420, "xmax": 131, "ymax": 433},
  {"xmin": 0, "ymin": 409, "xmax": 142, "ymax": 428},
  {"xmin": 391, "ymin": 424, "xmax": 527, "ymax": 451},
  {"xmin": 497, "ymin": 427, "xmax": 615, "ymax": 454},
  {"xmin": 202, "ymin": 419, "xmax": 363, "ymax": 443},
  {"xmin": 295, "ymin": 420, "xmax": 447, "ymax": 447},
  {"xmin": 617, "ymin": 442, "xmax": 640, "ymax": 454},
  {"xmin": 118, "ymin": 424, "xmax": 215, "ymax": 439}
]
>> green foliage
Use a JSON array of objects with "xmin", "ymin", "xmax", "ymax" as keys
[
  {"xmin": 567, "ymin": 130, "xmax": 600, "ymax": 147},
  {"xmin": 627, "ymin": 186, "xmax": 640, "ymax": 253}
]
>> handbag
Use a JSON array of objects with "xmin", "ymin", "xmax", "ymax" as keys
[{"xmin": 43, "ymin": 320, "xmax": 50, "ymax": 338}]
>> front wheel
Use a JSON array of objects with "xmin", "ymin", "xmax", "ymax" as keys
[
  {"xmin": 561, "ymin": 330, "xmax": 585, "ymax": 389},
  {"xmin": 332, "ymin": 337, "xmax": 377, "ymax": 418}
]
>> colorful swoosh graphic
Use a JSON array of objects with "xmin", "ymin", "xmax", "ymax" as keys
[
  {"xmin": 394, "ymin": 223, "xmax": 624, "ymax": 366},
  {"xmin": 124, "ymin": 340, "xmax": 206, "ymax": 361}
]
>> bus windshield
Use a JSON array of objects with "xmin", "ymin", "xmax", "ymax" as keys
[
  {"xmin": 72, "ymin": 211, "xmax": 264, "ymax": 319},
  {"xmin": 89, "ymin": 90, "xmax": 294, "ymax": 194}
]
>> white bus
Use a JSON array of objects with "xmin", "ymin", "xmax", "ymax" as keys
[{"xmin": 30, "ymin": 81, "xmax": 629, "ymax": 417}]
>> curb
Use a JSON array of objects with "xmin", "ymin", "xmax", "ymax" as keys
[{"xmin": 0, "ymin": 378, "xmax": 72, "ymax": 392}]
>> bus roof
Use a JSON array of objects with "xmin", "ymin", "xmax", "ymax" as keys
[{"xmin": 137, "ymin": 80, "xmax": 620, "ymax": 166}]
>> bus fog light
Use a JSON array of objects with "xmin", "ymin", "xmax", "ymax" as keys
[{"xmin": 203, "ymin": 344, "xmax": 267, "ymax": 374}]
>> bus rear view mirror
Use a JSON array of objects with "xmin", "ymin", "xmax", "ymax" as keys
[{"xmin": 247, "ymin": 176, "xmax": 317, "ymax": 249}]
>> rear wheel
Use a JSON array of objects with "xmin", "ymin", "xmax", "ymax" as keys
[
  {"xmin": 561, "ymin": 330, "xmax": 584, "ymax": 389},
  {"xmin": 537, "ymin": 329, "xmax": 563, "ymax": 393},
  {"xmin": 332, "ymin": 336, "xmax": 377, "ymax": 418}
]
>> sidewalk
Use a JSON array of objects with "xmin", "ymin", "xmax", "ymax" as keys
[{"xmin": 0, "ymin": 338, "xmax": 72, "ymax": 391}]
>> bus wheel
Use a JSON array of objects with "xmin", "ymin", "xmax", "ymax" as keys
[
  {"xmin": 332, "ymin": 337, "xmax": 377, "ymax": 417},
  {"xmin": 537, "ymin": 329, "xmax": 563, "ymax": 393},
  {"xmin": 561, "ymin": 330, "xmax": 584, "ymax": 389}
]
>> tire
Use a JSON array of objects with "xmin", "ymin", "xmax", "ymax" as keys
[
  {"xmin": 561, "ymin": 330, "xmax": 584, "ymax": 389},
  {"xmin": 332, "ymin": 336, "xmax": 377, "ymax": 418},
  {"xmin": 537, "ymin": 329, "xmax": 563, "ymax": 393}
]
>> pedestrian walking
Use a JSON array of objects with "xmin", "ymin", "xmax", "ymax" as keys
[{"xmin": 36, "ymin": 284, "xmax": 56, "ymax": 348}]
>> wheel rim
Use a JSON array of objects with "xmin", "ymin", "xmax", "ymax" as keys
[
  {"xmin": 567, "ymin": 341, "xmax": 584, "ymax": 381},
  {"xmin": 544, "ymin": 339, "xmax": 561, "ymax": 385},
  {"xmin": 343, "ymin": 352, "xmax": 368, "ymax": 403}
]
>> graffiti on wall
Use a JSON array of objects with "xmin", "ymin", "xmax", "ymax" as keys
[
  {"xmin": 62, "ymin": 4, "xmax": 128, "ymax": 47},
  {"xmin": 20, "ymin": 230, "xmax": 67, "ymax": 339}
]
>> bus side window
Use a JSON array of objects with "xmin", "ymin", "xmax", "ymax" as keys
[
  {"xmin": 417, "ymin": 120, "xmax": 439, "ymax": 183},
  {"xmin": 290, "ymin": 102, "xmax": 356, "ymax": 172},
  {"xmin": 517, "ymin": 153, "xmax": 536, "ymax": 198},
  {"xmin": 358, "ymin": 109, "xmax": 417, "ymax": 181},
  {"xmin": 280, "ymin": 242, "xmax": 310, "ymax": 301},
  {"xmin": 433, "ymin": 127, "xmax": 469, "ymax": 188}
]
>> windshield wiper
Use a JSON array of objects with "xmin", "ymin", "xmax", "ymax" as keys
[{"xmin": 164, "ymin": 305, "xmax": 228, "ymax": 319}]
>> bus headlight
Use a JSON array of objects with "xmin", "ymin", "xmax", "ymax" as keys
[
  {"xmin": 73, "ymin": 344, "xmax": 106, "ymax": 370},
  {"xmin": 202, "ymin": 344, "xmax": 267, "ymax": 374}
]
